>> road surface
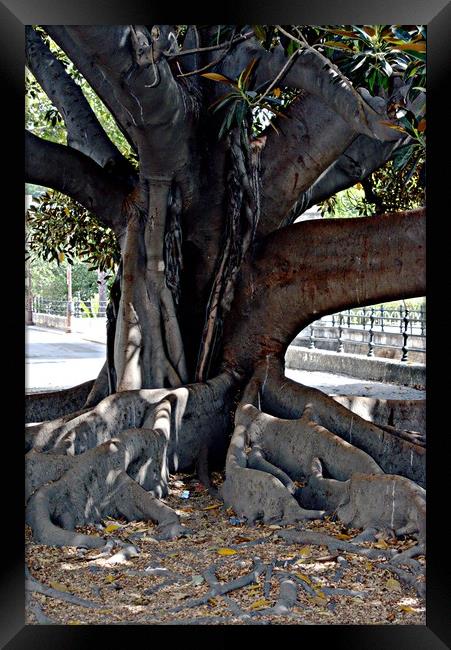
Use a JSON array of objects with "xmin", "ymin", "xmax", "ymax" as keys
[{"xmin": 25, "ymin": 326, "xmax": 425, "ymax": 399}]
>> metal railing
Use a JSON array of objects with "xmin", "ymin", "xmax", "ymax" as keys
[
  {"xmin": 303, "ymin": 304, "xmax": 426, "ymax": 363},
  {"xmin": 31, "ymin": 296, "xmax": 108, "ymax": 319}
]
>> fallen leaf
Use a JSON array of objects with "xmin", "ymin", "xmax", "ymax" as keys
[
  {"xmin": 233, "ymin": 536, "xmax": 251, "ymax": 544},
  {"xmin": 104, "ymin": 524, "xmax": 121, "ymax": 533},
  {"xmin": 68, "ymin": 620, "xmax": 82, "ymax": 625},
  {"xmin": 217, "ymin": 548, "xmax": 237, "ymax": 556},
  {"xmin": 387, "ymin": 612, "xmax": 396, "ymax": 622},
  {"xmin": 49, "ymin": 581, "xmax": 69, "ymax": 592},
  {"xmin": 296, "ymin": 573, "xmax": 312, "ymax": 585},
  {"xmin": 202, "ymin": 504, "xmax": 222, "ymax": 511},
  {"xmin": 104, "ymin": 575, "xmax": 116, "ymax": 583},
  {"xmin": 385, "ymin": 578, "xmax": 402, "ymax": 592},
  {"xmin": 374, "ymin": 540, "xmax": 389, "ymax": 549},
  {"xmin": 310, "ymin": 595, "xmax": 328, "ymax": 607},
  {"xmin": 400, "ymin": 605, "xmax": 416, "ymax": 613},
  {"xmin": 365, "ymin": 561, "xmax": 373, "ymax": 571},
  {"xmin": 335, "ymin": 533, "xmax": 352, "ymax": 540},
  {"xmin": 250, "ymin": 598, "xmax": 270, "ymax": 610},
  {"xmin": 298, "ymin": 546, "xmax": 312, "ymax": 557},
  {"xmin": 191, "ymin": 575, "xmax": 205, "ymax": 586},
  {"xmin": 268, "ymin": 524, "xmax": 281, "ymax": 530}
]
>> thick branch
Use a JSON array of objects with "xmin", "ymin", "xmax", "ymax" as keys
[
  {"xmin": 25, "ymin": 130, "xmax": 127, "ymax": 232},
  {"xmin": 222, "ymin": 208, "xmax": 425, "ymax": 372},
  {"xmin": 220, "ymin": 37, "xmax": 401, "ymax": 141},
  {"xmin": 26, "ymin": 26, "xmax": 132, "ymax": 177},
  {"xmin": 287, "ymin": 136, "xmax": 402, "ymax": 222},
  {"xmin": 258, "ymin": 92, "xmax": 357, "ymax": 237},
  {"xmin": 43, "ymin": 26, "xmax": 139, "ymax": 153}
]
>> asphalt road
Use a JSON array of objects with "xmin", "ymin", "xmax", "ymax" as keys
[{"xmin": 25, "ymin": 326, "xmax": 425, "ymax": 399}]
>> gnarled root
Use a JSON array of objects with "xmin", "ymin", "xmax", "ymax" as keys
[
  {"xmin": 26, "ymin": 379, "xmax": 95, "ymax": 424},
  {"xmin": 221, "ymin": 358, "xmax": 425, "ymax": 542},
  {"xmin": 26, "ymin": 372, "xmax": 237, "ymax": 547}
]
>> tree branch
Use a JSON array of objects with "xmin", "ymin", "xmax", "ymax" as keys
[
  {"xmin": 26, "ymin": 25, "xmax": 133, "ymax": 179},
  {"xmin": 286, "ymin": 135, "xmax": 402, "ymax": 223},
  {"xmin": 222, "ymin": 208, "xmax": 425, "ymax": 372},
  {"xmin": 42, "ymin": 25, "xmax": 139, "ymax": 153},
  {"xmin": 258, "ymin": 92, "xmax": 357, "ymax": 237},
  {"xmin": 219, "ymin": 36, "xmax": 402, "ymax": 142},
  {"xmin": 25, "ymin": 130, "xmax": 127, "ymax": 232}
]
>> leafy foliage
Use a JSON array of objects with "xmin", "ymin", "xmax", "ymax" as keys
[
  {"xmin": 26, "ymin": 191, "xmax": 120, "ymax": 273},
  {"xmin": 29, "ymin": 256, "xmax": 104, "ymax": 301},
  {"xmin": 202, "ymin": 59, "xmax": 289, "ymax": 139},
  {"xmin": 252, "ymin": 25, "xmax": 426, "ymax": 180},
  {"xmin": 319, "ymin": 159, "xmax": 424, "ymax": 218}
]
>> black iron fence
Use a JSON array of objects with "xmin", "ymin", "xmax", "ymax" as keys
[{"xmin": 303, "ymin": 304, "xmax": 426, "ymax": 363}]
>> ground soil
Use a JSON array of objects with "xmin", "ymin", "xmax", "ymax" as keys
[{"xmin": 25, "ymin": 471, "xmax": 425, "ymax": 626}]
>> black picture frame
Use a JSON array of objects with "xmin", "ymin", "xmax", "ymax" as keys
[{"xmin": 3, "ymin": 0, "xmax": 450, "ymax": 647}]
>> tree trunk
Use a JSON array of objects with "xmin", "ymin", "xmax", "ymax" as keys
[{"xmin": 25, "ymin": 25, "xmax": 426, "ymax": 555}]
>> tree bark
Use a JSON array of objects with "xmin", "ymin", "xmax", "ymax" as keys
[{"xmin": 222, "ymin": 208, "xmax": 425, "ymax": 373}]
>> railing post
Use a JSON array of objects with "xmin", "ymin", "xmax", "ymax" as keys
[
  {"xmin": 399, "ymin": 303, "xmax": 404, "ymax": 333},
  {"xmin": 367, "ymin": 307, "xmax": 375, "ymax": 357},
  {"xmin": 309, "ymin": 324, "xmax": 315, "ymax": 349},
  {"xmin": 420, "ymin": 304, "xmax": 425, "ymax": 336},
  {"xmin": 380, "ymin": 305, "xmax": 384, "ymax": 332},
  {"xmin": 401, "ymin": 305, "xmax": 409, "ymax": 362},
  {"xmin": 337, "ymin": 313, "xmax": 344, "ymax": 353}
]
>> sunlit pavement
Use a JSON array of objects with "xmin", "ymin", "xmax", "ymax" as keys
[
  {"xmin": 26, "ymin": 326, "xmax": 106, "ymax": 393},
  {"xmin": 25, "ymin": 326, "xmax": 425, "ymax": 400}
]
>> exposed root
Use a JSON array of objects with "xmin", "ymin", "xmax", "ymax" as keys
[
  {"xmin": 221, "ymin": 358, "xmax": 425, "ymax": 542},
  {"xmin": 25, "ymin": 373, "xmax": 237, "ymax": 547},
  {"xmin": 26, "ymin": 567, "xmax": 103, "ymax": 609},
  {"xmin": 25, "ymin": 379, "xmax": 94, "ymax": 424}
]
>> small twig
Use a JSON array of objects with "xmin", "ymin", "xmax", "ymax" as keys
[
  {"xmin": 277, "ymin": 529, "xmax": 396, "ymax": 560},
  {"xmin": 26, "ymin": 572, "xmax": 103, "ymax": 610},
  {"xmin": 272, "ymin": 577, "xmax": 298, "ymax": 614},
  {"xmin": 264, "ymin": 562, "xmax": 274, "ymax": 599},
  {"xmin": 377, "ymin": 563, "xmax": 426, "ymax": 599},
  {"xmin": 171, "ymin": 559, "xmax": 265, "ymax": 612},
  {"xmin": 166, "ymin": 30, "xmax": 254, "ymax": 59},
  {"xmin": 27, "ymin": 596, "xmax": 56, "ymax": 624},
  {"xmin": 256, "ymin": 47, "xmax": 302, "ymax": 106}
]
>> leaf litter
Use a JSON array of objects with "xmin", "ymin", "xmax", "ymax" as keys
[{"xmin": 25, "ymin": 471, "xmax": 425, "ymax": 625}]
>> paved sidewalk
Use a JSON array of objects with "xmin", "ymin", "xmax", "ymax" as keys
[{"xmin": 25, "ymin": 326, "xmax": 426, "ymax": 400}]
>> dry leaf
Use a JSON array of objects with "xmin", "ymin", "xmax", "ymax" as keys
[
  {"xmin": 400, "ymin": 605, "xmax": 416, "ymax": 613},
  {"xmin": 335, "ymin": 533, "xmax": 352, "ymax": 540},
  {"xmin": 298, "ymin": 546, "xmax": 312, "ymax": 557},
  {"xmin": 310, "ymin": 595, "xmax": 328, "ymax": 607},
  {"xmin": 202, "ymin": 504, "xmax": 221, "ymax": 511},
  {"xmin": 250, "ymin": 598, "xmax": 270, "ymax": 610},
  {"xmin": 49, "ymin": 581, "xmax": 69, "ymax": 592},
  {"xmin": 104, "ymin": 575, "xmax": 116, "ymax": 583},
  {"xmin": 374, "ymin": 540, "xmax": 389, "ymax": 549},
  {"xmin": 68, "ymin": 620, "xmax": 82, "ymax": 625},
  {"xmin": 104, "ymin": 524, "xmax": 121, "ymax": 533},
  {"xmin": 217, "ymin": 548, "xmax": 237, "ymax": 556},
  {"xmin": 385, "ymin": 578, "xmax": 402, "ymax": 592},
  {"xmin": 296, "ymin": 573, "xmax": 312, "ymax": 585}
]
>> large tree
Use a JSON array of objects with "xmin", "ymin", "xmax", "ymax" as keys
[{"xmin": 25, "ymin": 25, "xmax": 426, "ymax": 551}]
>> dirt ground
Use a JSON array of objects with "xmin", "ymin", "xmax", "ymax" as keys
[{"xmin": 25, "ymin": 471, "xmax": 425, "ymax": 626}]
